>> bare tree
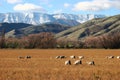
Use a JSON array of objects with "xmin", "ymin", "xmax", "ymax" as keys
[
  {"xmin": 99, "ymin": 33, "xmax": 120, "ymax": 49},
  {"xmin": 0, "ymin": 29, "xmax": 5, "ymax": 48},
  {"xmin": 27, "ymin": 32, "xmax": 56, "ymax": 48},
  {"xmin": 84, "ymin": 36, "xmax": 101, "ymax": 48}
]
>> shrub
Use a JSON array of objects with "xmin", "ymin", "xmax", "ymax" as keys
[
  {"xmin": 99, "ymin": 33, "xmax": 120, "ymax": 49},
  {"xmin": 0, "ymin": 29, "xmax": 6, "ymax": 48},
  {"xmin": 26, "ymin": 32, "xmax": 56, "ymax": 48},
  {"xmin": 5, "ymin": 38, "xmax": 22, "ymax": 48}
]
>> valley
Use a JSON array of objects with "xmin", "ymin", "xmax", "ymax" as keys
[{"xmin": 1, "ymin": 0, "xmax": 120, "ymax": 80}]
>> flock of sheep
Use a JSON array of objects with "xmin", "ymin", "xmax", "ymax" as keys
[
  {"xmin": 18, "ymin": 55, "xmax": 120, "ymax": 66},
  {"xmin": 55, "ymin": 55, "xmax": 95, "ymax": 65},
  {"xmin": 55, "ymin": 55, "xmax": 120, "ymax": 66}
]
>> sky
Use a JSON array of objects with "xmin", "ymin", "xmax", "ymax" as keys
[{"xmin": 0, "ymin": 0, "xmax": 120, "ymax": 15}]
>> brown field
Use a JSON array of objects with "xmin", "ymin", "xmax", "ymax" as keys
[{"xmin": 0, "ymin": 49, "xmax": 120, "ymax": 80}]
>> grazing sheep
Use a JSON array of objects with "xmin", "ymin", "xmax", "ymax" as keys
[
  {"xmin": 18, "ymin": 56, "xmax": 24, "ymax": 59},
  {"xmin": 78, "ymin": 56, "xmax": 84, "ymax": 59},
  {"xmin": 117, "ymin": 56, "xmax": 120, "ymax": 59},
  {"xmin": 65, "ymin": 60, "xmax": 71, "ymax": 65},
  {"xmin": 55, "ymin": 56, "xmax": 60, "ymax": 59},
  {"xmin": 26, "ymin": 56, "xmax": 31, "ymax": 59},
  {"xmin": 87, "ymin": 61, "xmax": 95, "ymax": 65},
  {"xmin": 55, "ymin": 56, "xmax": 66, "ymax": 59},
  {"xmin": 70, "ymin": 55, "xmax": 75, "ymax": 59},
  {"xmin": 74, "ymin": 60, "xmax": 82, "ymax": 65},
  {"xmin": 106, "ymin": 56, "xmax": 114, "ymax": 59},
  {"xmin": 60, "ymin": 56, "xmax": 66, "ymax": 59}
]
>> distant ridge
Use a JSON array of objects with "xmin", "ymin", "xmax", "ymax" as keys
[
  {"xmin": 0, "ymin": 23, "xmax": 70, "ymax": 38},
  {"xmin": 55, "ymin": 14, "xmax": 120, "ymax": 41}
]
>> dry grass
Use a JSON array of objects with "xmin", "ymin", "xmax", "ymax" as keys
[{"xmin": 0, "ymin": 49, "xmax": 120, "ymax": 80}]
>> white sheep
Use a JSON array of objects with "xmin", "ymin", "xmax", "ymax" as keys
[
  {"xmin": 78, "ymin": 56, "xmax": 84, "ymax": 59},
  {"xmin": 87, "ymin": 61, "xmax": 95, "ymax": 65},
  {"xmin": 106, "ymin": 56, "xmax": 114, "ymax": 59},
  {"xmin": 55, "ymin": 56, "xmax": 60, "ymax": 59},
  {"xmin": 60, "ymin": 56, "xmax": 66, "ymax": 59},
  {"xmin": 65, "ymin": 60, "xmax": 71, "ymax": 65},
  {"xmin": 55, "ymin": 56, "xmax": 66, "ymax": 59},
  {"xmin": 117, "ymin": 56, "xmax": 120, "ymax": 59},
  {"xmin": 74, "ymin": 60, "xmax": 82, "ymax": 65},
  {"xmin": 70, "ymin": 55, "xmax": 75, "ymax": 59}
]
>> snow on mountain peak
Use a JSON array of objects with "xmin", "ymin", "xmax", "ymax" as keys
[{"xmin": 0, "ymin": 12, "xmax": 106, "ymax": 25}]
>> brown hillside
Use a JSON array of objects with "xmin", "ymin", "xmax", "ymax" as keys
[{"xmin": 55, "ymin": 14, "xmax": 120, "ymax": 40}]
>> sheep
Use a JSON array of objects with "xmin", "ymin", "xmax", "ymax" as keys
[
  {"xmin": 18, "ymin": 56, "xmax": 24, "ymax": 59},
  {"xmin": 55, "ymin": 56, "xmax": 60, "ymax": 59},
  {"xmin": 65, "ymin": 60, "xmax": 71, "ymax": 65},
  {"xmin": 74, "ymin": 60, "xmax": 82, "ymax": 65},
  {"xmin": 78, "ymin": 56, "xmax": 84, "ymax": 59},
  {"xmin": 106, "ymin": 56, "xmax": 114, "ymax": 59},
  {"xmin": 70, "ymin": 55, "xmax": 75, "ymax": 59},
  {"xmin": 117, "ymin": 56, "xmax": 120, "ymax": 59},
  {"xmin": 60, "ymin": 56, "xmax": 66, "ymax": 59},
  {"xmin": 26, "ymin": 56, "xmax": 31, "ymax": 59},
  {"xmin": 87, "ymin": 61, "xmax": 95, "ymax": 65},
  {"xmin": 55, "ymin": 56, "xmax": 66, "ymax": 59}
]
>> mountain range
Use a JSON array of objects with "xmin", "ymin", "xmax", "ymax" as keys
[
  {"xmin": 55, "ymin": 14, "xmax": 120, "ymax": 41},
  {"xmin": 0, "ymin": 12, "xmax": 106, "ymax": 26},
  {"xmin": 2, "ymin": 12, "xmax": 119, "ymax": 40}
]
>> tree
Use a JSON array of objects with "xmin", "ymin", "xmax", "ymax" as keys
[
  {"xmin": 27, "ymin": 32, "xmax": 56, "ymax": 48},
  {"xmin": 99, "ymin": 33, "xmax": 120, "ymax": 49},
  {"xmin": 0, "ymin": 29, "xmax": 5, "ymax": 48},
  {"xmin": 84, "ymin": 36, "xmax": 101, "ymax": 48}
]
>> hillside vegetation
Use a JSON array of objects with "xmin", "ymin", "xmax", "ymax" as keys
[
  {"xmin": 0, "ymin": 23, "xmax": 70, "ymax": 38},
  {"xmin": 55, "ymin": 14, "xmax": 120, "ymax": 41}
]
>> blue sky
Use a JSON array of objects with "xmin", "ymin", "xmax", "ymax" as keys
[{"xmin": 0, "ymin": 0, "xmax": 120, "ymax": 15}]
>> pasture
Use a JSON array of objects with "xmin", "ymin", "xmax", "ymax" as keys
[{"xmin": 0, "ymin": 49, "xmax": 120, "ymax": 80}]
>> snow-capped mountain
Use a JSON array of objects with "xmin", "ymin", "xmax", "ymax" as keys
[
  {"xmin": 53, "ymin": 13, "xmax": 106, "ymax": 23},
  {"xmin": 0, "ymin": 12, "xmax": 106, "ymax": 25}
]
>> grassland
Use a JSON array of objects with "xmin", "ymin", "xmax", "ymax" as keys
[{"xmin": 0, "ymin": 49, "xmax": 120, "ymax": 80}]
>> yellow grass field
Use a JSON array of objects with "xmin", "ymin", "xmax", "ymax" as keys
[{"xmin": 0, "ymin": 49, "xmax": 120, "ymax": 80}]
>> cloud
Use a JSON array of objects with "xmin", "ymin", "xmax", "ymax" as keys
[
  {"xmin": 64, "ymin": 3, "xmax": 70, "ymax": 8},
  {"xmin": 6, "ymin": 0, "xmax": 22, "ymax": 4},
  {"xmin": 111, "ymin": 0, "xmax": 120, "ymax": 9},
  {"xmin": 13, "ymin": 3, "xmax": 46, "ymax": 12},
  {"xmin": 73, "ymin": 0, "xmax": 120, "ymax": 11}
]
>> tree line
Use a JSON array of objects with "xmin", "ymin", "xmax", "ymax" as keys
[{"xmin": 0, "ymin": 31, "xmax": 120, "ymax": 49}]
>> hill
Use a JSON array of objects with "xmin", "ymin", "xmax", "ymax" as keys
[
  {"xmin": 0, "ymin": 23, "xmax": 32, "ymax": 33},
  {"xmin": 55, "ymin": 14, "xmax": 120, "ymax": 41},
  {"xmin": 0, "ymin": 23, "xmax": 70, "ymax": 38},
  {"xmin": 18, "ymin": 23, "xmax": 70, "ymax": 36}
]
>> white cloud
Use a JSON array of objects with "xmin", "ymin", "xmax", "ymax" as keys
[
  {"xmin": 64, "ymin": 3, "xmax": 70, "ymax": 8},
  {"xmin": 6, "ymin": 0, "xmax": 22, "ymax": 4},
  {"xmin": 13, "ymin": 3, "xmax": 46, "ymax": 12},
  {"xmin": 111, "ymin": 0, "xmax": 120, "ymax": 9},
  {"xmin": 73, "ymin": 0, "xmax": 120, "ymax": 11}
]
